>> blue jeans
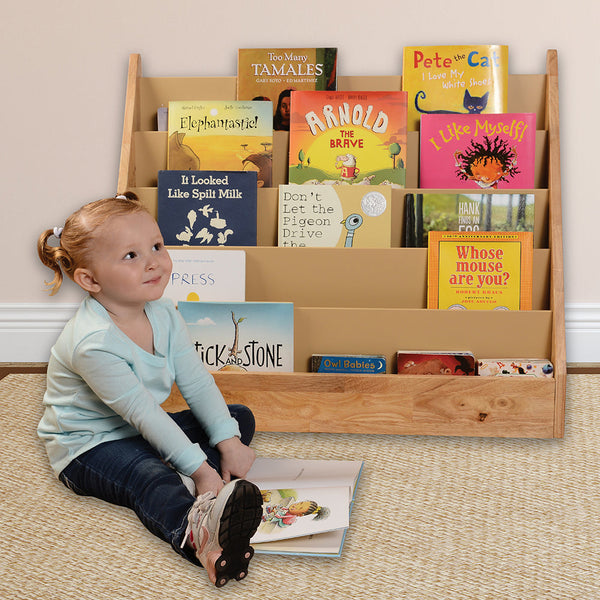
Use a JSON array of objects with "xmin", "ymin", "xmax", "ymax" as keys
[{"xmin": 58, "ymin": 406, "xmax": 255, "ymax": 564}]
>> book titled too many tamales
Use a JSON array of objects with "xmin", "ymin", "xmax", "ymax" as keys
[{"xmin": 427, "ymin": 230, "xmax": 533, "ymax": 310}]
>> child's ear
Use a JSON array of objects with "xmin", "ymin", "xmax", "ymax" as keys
[{"xmin": 74, "ymin": 267, "xmax": 101, "ymax": 293}]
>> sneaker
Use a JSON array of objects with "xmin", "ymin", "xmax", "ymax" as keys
[{"xmin": 183, "ymin": 479, "xmax": 263, "ymax": 587}]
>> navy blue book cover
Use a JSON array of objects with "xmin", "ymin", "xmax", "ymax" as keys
[{"xmin": 158, "ymin": 170, "xmax": 258, "ymax": 246}]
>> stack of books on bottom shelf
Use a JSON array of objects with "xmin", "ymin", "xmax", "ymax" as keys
[{"xmin": 245, "ymin": 457, "xmax": 364, "ymax": 557}]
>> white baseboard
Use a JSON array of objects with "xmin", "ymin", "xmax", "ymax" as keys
[{"xmin": 1, "ymin": 302, "xmax": 600, "ymax": 363}]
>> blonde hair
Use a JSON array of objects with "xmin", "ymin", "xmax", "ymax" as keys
[{"xmin": 38, "ymin": 192, "xmax": 149, "ymax": 295}]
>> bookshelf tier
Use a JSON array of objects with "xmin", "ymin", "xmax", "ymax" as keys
[{"xmin": 118, "ymin": 51, "xmax": 565, "ymax": 438}]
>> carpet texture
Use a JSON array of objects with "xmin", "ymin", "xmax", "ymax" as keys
[{"xmin": 0, "ymin": 373, "xmax": 598, "ymax": 599}]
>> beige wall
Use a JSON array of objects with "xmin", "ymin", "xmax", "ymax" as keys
[{"xmin": 2, "ymin": 0, "xmax": 599, "ymax": 358}]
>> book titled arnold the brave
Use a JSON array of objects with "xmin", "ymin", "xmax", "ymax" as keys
[
  {"xmin": 167, "ymin": 100, "xmax": 273, "ymax": 187},
  {"xmin": 419, "ymin": 113, "xmax": 536, "ymax": 189},
  {"xmin": 427, "ymin": 230, "xmax": 533, "ymax": 311},
  {"xmin": 178, "ymin": 301, "xmax": 294, "ymax": 372},
  {"xmin": 237, "ymin": 48, "xmax": 338, "ymax": 131},
  {"xmin": 288, "ymin": 90, "xmax": 408, "ymax": 187},
  {"xmin": 402, "ymin": 45, "xmax": 508, "ymax": 131}
]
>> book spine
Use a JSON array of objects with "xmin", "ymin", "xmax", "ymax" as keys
[{"xmin": 311, "ymin": 354, "xmax": 386, "ymax": 374}]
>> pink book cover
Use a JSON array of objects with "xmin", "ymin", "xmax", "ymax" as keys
[{"xmin": 419, "ymin": 113, "xmax": 536, "ymax": 189}]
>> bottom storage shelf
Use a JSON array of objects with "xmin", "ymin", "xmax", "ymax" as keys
[{"xmin": 163, "ymin": 372, "xmax": 558, "ymax": 438}]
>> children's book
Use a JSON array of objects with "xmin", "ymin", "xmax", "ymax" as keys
[
  {"xmin": 396, "ymin": 351, "xmax": 476, "ymax": 375},
  {"xmin": 237, "ymin": 48, "xmax": 338, "ymax": 131},
  {"xmin": 402, "ymin": 44, "xmax": 508, "ymax": 131},
  {"xmin": 177, "ymin": 301, "xmax": 294, "ymax": 372},
  {"xmin": 167, "ymin": 100, "xmax": 273, "ymax": 187},
  {"xmin": 246, "ymin": 457, "xmax": 364, "ymax": 557},
  {"xmin": 477, "ymin": 358, "xmax": 554, "ymax": 377},
  {"xmin": 163, "ymin": 249, "xmax": 245, "ymax": 306},
  {"xmin": 157, "ymin": 170, "xmax": 257, "ymax": 246},
  {"xmin": 427, "ymin": 230, "xmax": 533, "ymax": 311},
  {"xmin": 404, "ymin": 192, "xmax": 535, "ymax": 247},
  {"xmin": 278, "ymin": 184, "xmax": 392, "ymax": 247},
  {"xmin": 419, "ymin": 113, "xmax": 536, "ymax": 189},
  {"xmin": 311, "ymin": 354, "xmax": 386, "ymax": 374},
  {"xmin": 288, "ymin": 90, "xmax": 407, "ymax": 187}
]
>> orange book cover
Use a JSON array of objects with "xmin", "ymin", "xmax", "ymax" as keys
[
  {"xmin": 427, "ymin": 230, "xmax": 533, "ymax": 310},
  {"xmin": 288, "ymin": 90, "xmax": 407, "ymax": 187}
]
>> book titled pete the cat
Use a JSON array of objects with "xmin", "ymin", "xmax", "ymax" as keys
[
  {"xmin": 419, "ymin": 113, "xmax": 536, "ymax": 189},
  {"xmin": 402, "ymin": 44, "xmax": 508, "ymax": 131},
  {"xmin": 178, "ymin": 301, "xmax": 294, "ymax": 372},
  {"xmin": 167, "ymin": 100, "xmax": 273, "ymax": 188},
  {"xmin": 158, "ymin": 170, "xmax": 257, "ymax": 246}
]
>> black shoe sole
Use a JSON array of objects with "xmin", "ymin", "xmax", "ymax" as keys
[{"xmin": 214, "ymin": 479, "xmax": 263, "ymax": 587}]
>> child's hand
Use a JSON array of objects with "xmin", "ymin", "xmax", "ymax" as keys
[
  {"xmin": 190, "ymin": 461, "xmax": 224, "ymax": 497},
  {"xmin": 217, "ymin": 437, "xmax": 256, "ymax": 482}
]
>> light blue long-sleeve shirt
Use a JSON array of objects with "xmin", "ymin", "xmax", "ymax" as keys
[{"xmin": 38, "ymin": 296, "xmax": 240, "ymax": 477}]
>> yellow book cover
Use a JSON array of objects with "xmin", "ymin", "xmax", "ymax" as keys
[
  {"xmin": 278, "ymin": 184, "xmax": 392, "ymax": 248},
  {"xmin": 167, "ymin": 100, "xmax": 273, "ymax": 187},
  {"xmin": 288, "ymin": 90, "xmax": 407, "ymax": 186},
  {"xmin": 237, "ymin": 48, "xmax": 338, "ymax": 131},
  {"xmin": 402, "ymin": 45, "xmax": 508, "ymax": 131},
  {"xmin": 427, "ymin": 230, "xmax": 533, "ymax": 310}
]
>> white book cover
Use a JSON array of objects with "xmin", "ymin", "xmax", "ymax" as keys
[
  {"xmin": 246, "ymin": 457, "xmax": 363, "ymax": 556},
  {"xmin": 163, "ymin": 249, "xmax": 245, "ymax": 306},
  {"xmin": 178, "ymin": 301, "xmax": 294, "ymax": 372}
]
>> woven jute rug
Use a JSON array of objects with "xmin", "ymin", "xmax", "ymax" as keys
[{"xmin": 1, "ymin": 373, "xmax": 598, "ymax": 599}]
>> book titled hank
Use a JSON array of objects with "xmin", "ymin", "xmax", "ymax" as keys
[
  {"xmin": 420, "ymin": 113, "xmax": 536, "ymax": 189},
  {"xmin": 404, "ymin": 192, "xmax": 535, "ymax": 248},
  {"xmin": 288, "ymin": 90, "xmax": 407, "ymax": 187},
  {"xmin": 178, "ymin": 301, "xmax": 293, "ymax": 372},
  {"xmin": 427, "ymin": 231, "xmax": 533, "ymax": 310},
  {"xmin": 246, "ymin": 457, "xmax": 363, "ymax": 557}
]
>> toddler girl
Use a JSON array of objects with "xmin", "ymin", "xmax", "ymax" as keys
[{"xmin": 37, "ymin": 193, "xmax": 262, "ymax": 587}]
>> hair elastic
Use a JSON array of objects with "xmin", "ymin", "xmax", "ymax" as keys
[
  {"xmin": 115, "ymin": 195, "xmax": 127, "ymax": 200},
  {"xmin": 53, "ymin": 226, "xmax": 64, "ymax": 239}
]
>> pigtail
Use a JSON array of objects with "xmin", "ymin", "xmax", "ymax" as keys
[{"xmin": 37, "ymin": 228, "xmax": 73, "ymax": 296}]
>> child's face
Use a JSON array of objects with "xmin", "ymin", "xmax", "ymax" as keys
[{"xmin": 83, "ymin": 211, "xmax": 172, "ymax": 311}]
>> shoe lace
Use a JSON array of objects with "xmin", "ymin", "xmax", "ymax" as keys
[{"xmin": 180, "ymin": 491, "xmax": 216, "ymax": 549}]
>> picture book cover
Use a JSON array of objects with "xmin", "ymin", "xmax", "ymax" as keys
[
  {"xmin": 402, "ymin": 44, "xmax": 508, "ymax": 131},
  {"xmin": 477, "ymin": 358, "xmax": 554, "ymax": 377},
  {"xmin": 288, "ymin": 90, "xmax": 408, "ymax": 187},
  {"xmin": 427, "ymin": 231, "xmax": 533, "ymax": 310},
  {"xmin": 167, "ymin": 100, "xmax": 273, "ymax": 187},
  {"xmin": 237, "ymin": 48, "xmax": 338, "ymax": 130},
  {"xmin": 420, "ymin": 113, "xmax": 536, "ymax": 189},
  {"xmin": 278, "ymin": 184, "xmax": 392, "ymax": 247},
  {"xmin": 404, "ymin": 192, "xmax": 535, "ymax": 247},
  {"xmin": 396, "ymin": 351, "xmax": 476, "ymax": 375},
  {"xmin": 177, "ymin": 301, "xmax": 294, "ymax": 372},
  {"xmin": 163, "ymin": 249, "xmax": 245, "ymax": 306},
  {"xmin": 311, "ymin": 354, "xmax": 386, "ymax": 374},
  {"xmin": 157, "ymin": 170, "xmax": 257, "ymax": 246},
  {"xmin": 246, "ymin": 457, "xmax": 363, "ymax": 557}
]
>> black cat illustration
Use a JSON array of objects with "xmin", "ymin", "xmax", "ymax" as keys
[{"xmin": 415, "ymin": 89, "xmax": 489, "ymax": 115}]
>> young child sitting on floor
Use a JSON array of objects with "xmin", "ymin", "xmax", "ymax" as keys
[{"xmin": 37, "ymin": 192, "xmax": 262, "ymax": 588}]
